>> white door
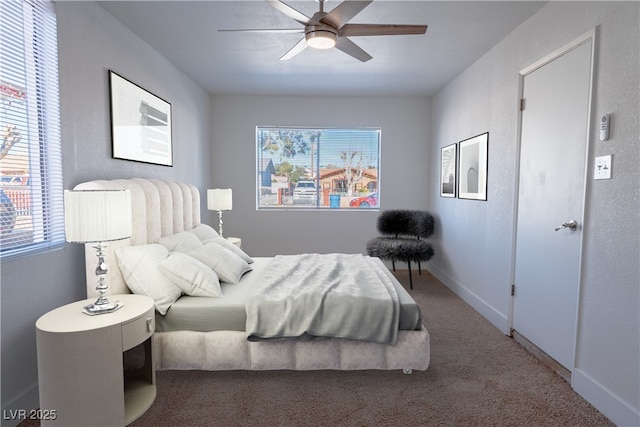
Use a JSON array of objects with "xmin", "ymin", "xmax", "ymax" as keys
[{"xmin": 513, "ymin": 36, "xmax": 593, "ymax": 371}]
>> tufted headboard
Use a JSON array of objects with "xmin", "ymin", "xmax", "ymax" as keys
[{"xmin": 73, "ymin": 178, "xmax": 201, "ymax": 297}]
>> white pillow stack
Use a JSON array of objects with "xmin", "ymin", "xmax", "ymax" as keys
[{"xmin": 115, "ymin": 224, "xmax": 254, "ymax": 314}]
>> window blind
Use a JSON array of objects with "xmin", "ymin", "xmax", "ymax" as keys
[{"xmin": 0, "ymin": 0, "xmax": 64, "ymax": 259}]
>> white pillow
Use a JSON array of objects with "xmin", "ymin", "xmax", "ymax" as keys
[
  {"xmin": 187, "ymin": 223, "xmax": 219, "ymax": 241},
  {"xmin": 115, "ymin": 244, "xmax": 181, "ymax": 315},
  {"xmin": 187, "ymin": 243, "xmax": 252, "ymax": 284},
  {"xmin": 158, "ymin": 252, "xmax": 222, "ymax": 297},
  {"xmin": 202, "ymin": 237, "xmax": 253, "ymax": 264},
  {"xmin": 158, "ymin": 231, "xmax": 203, "ymax": 252}
]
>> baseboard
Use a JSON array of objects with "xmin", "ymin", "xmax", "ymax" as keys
[
  {"xmin": 1, "ymin": 382, "xmax": 39, "ymax": 427},
  {"xmin": 426, "ymin": 264, "xmax": 509, "ymax": 335},
  {"xmin": 572, "ymin": 368, "xmax": 640, "ymax": 427},
  {"xmin": 512, "ymin": 329, "xmax": 571, "ymax": 382}
]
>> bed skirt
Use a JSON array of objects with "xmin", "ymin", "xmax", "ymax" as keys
[{"xmin": 153, "ymin": 326, "xmax": 430, "ymax": 371}]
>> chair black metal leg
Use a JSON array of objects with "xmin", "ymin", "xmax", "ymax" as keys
[
  {"xmin": 418, "ymin": 260, "xmax": 422, "ymax": 275},
  {"xmin": 392, "ymin": 259, "xmax": 396, "ymax": 271},
  {"xmin": 407, "ymin": 259, "xmax": 413, "ymax": 289}
]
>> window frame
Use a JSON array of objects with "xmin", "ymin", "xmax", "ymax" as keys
[
  {"xmin": 256, "ymin": 126, "xmax": 381, "ymax": 211},
  {"xmin": 0, "ymin": 0, "xmax": 64, "ymax": 260}
]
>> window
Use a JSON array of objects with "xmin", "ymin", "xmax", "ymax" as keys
[
  {"xmin": 257, "ymin": 127, "xmax": 380, "ymax": 209},
  {"xmin": 0, "ymin": 0, "xmax": 64, "ymax": 259}
]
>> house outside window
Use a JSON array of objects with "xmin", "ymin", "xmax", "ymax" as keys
[
  {"xmin": 0, "ymin": 0, "xmax": 64, "ymax": 259},
  {"xmin": 256, "ymin": 127, "xmax": 380, "ymax": 210}
]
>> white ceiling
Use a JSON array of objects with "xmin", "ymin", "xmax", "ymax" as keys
[{"xmin": 97, "ymin": 1, "xmax": 547, "ymax": 96}]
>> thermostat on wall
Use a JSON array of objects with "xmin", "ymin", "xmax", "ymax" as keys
[{"xmin": 600, "ymin": 114, "xmax": 609, "ymax": 141}]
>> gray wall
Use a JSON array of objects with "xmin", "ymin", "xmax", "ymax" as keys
[
  {"xmin": 210, "ymin": 95, "xmax": 431, "ymax": 257},
  {"xmin": 428, "ymin": 2, "xmax": 639, "ymax": 425},
  {"xmin": 1, "ymin": 2, "xmax": 212, "ymax": 423}
]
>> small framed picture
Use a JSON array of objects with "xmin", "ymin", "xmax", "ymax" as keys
[
  {"xmin": 440, "ymin": 143, "xmax": 457, "ymax": 198},
  {"xmin": 458, "ymin": 132, "xmax": 488, "ymax": 201},
  {"xmin": 109, "ymin": 71, "xmax": 173, "ymax": 166}
]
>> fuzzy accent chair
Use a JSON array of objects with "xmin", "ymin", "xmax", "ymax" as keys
[{"xmin": 366, "ymin": 210, "xmax": 435, "ymax": 289}]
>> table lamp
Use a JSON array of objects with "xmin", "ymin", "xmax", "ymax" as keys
[
  {"xmin": 207, "ymin": 188, "xmax": 232, "ymax": 237},
  {"xmin": 64, "ymin": 189, "xmax": 132, "ymax": 315}
]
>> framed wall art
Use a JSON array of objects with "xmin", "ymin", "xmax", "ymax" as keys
[
  {"xmin": 440, "ymin": 143, "xmax": 457, "ymax": 198},
  {"xmin": 458, "ymin": 132, "xmax": 488, "ymax": 201},
  {"xmin": 109, "ymin": 70, "xmax": 173, "ymax": 166}
]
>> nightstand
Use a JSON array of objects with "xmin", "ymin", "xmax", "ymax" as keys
[
  {"xmin": 227, "ymin": 236, "xmax": 242, "ymax": 248},
  {"xmin": 36, "ymin": 294, "xmax": 156, "ymax": 426}
]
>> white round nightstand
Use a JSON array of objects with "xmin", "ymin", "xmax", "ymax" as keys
[{"xmin": 36, "ymin": 294, "xmax": 156, "ymax": 426}]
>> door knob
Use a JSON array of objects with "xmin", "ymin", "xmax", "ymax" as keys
[{"xmin": 554, "ymin": 220, "xmax": 578, "ymax": 231}]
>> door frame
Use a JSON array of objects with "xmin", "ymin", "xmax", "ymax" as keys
[{"xmin": 508, "ymin": 28, "xmax": 597, "ymax": 375}]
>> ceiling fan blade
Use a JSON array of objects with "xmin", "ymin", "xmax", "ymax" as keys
[
  {"xmin": 266, "ymin": 0, "xmax": 316, "ymax": 26},
  {"xmin": 280, "ymin": 37, "xmax": 308, "ymax": 61},
  {"xmin": 335, "ymin": 37, "xmax": 372, "ymax": 62},
  {"xmin": 321, "ymin": 1, "xmax": 372, "ymax": 29},
  {"xmin": 219, "ymin": 29, "xmax": 303, "ymax": 34},
  {"xmin": 339, "ymin": 24, "xmax": 427, "ymax": 37}
]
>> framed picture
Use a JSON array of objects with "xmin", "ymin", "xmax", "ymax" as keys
[
  {"xmin": 440, "ymin": 143, "xmax": 457, "ymax": 198},
  {"xmin": 458, "ymin": 132, "xmax": 488, "ymax": 200},
  {"xmin": 109, "ymin": 71, "xmax": 173, "ymax": 166}
]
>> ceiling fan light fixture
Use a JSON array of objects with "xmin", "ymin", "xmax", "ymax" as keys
[{"xmin": 305, "ymin": 29, "xmax": 337, "ymax": 49}]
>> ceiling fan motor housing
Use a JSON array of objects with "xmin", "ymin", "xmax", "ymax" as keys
[{"xmin": 305, "ymin": 24, "xmax": 337, "ymax": 49}]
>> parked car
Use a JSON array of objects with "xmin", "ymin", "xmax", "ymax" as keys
[
  {"xmin": 350, "ymin": 192, "xmax": 377, "ymax": 208},
  {"xmin": 0, "ymin": 189, "xmax": 16, "ymax": 233},
  {"xmin": 293, "ymin": 180, "xmax": 317, "ymax": 201}
]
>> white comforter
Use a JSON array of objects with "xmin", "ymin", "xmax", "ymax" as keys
[{"xmin": 245, "ymin": 253, "xmax": 400, "ymax": 345}]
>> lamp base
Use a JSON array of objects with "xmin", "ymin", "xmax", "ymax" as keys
[
  {"xmin": 217, "ymin": 210, "xmax": 224, "ymax": 238},
  {"xmin": 82, "ymin": 299, "xmax": 123, "ymax": 316}
]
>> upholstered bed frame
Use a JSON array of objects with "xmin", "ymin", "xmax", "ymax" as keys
[{"xmin": 75, "ymin": 178, "xmax": 430, "ymax": 372}]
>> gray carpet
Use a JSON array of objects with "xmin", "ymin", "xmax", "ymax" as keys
[{"xmin": 127, "ymin": 270, "xmax": 612, "ymax": 427}]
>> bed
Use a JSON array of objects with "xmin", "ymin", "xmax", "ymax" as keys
[{"xmin": 74, "ymin": 178, "xmax": 430, "ymax": 372}]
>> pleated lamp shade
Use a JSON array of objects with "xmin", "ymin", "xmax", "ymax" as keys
[
  {"xmin": 207, "ymin": 189, "xmax": 233, "ymax": 211},
  {"xmin": 64, "ymin": 190, "xmax": 132, "ymax": 243}
]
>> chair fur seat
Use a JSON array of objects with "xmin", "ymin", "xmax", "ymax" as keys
[{"xmin": 366, "ymin": 237, "xmax": 434, "ymax": 262}]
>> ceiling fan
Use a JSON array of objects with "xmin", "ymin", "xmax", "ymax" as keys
[{"xmin": 220, "ymin": 0, "xmax": 427, "ymax": 62}]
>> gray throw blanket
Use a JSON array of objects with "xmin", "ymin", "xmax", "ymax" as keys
[{"xmin": 245, "ymin": 253, "xmax": 400, "ymax": 345}]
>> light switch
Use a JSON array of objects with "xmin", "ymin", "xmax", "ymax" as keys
[{"xmin": 594, "ymin": 155, "xmax": 612, "ymax": 180}]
